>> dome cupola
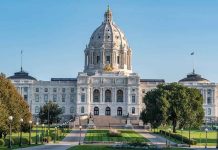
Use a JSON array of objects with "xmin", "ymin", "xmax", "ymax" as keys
[{"xmin": 84, "ymin": 6, "xmax": 132, "ymax": 75}]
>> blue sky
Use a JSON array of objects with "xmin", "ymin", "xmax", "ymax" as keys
[{"xmin": 0, "ymin": 0, "xmax": 218, "ymax": 82}]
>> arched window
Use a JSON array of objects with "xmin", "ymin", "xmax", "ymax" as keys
[
  {"xmin": 208, "ymin": 108, "xmax": 211, "ymax": 115},
  {"xmin": 132, "ymin": 107, "xmax": 135, "ymax": 114},
  {"xmin": 105, "ymin": 90, "xmax": 112, "ymax": 102},
  {"xmin": 62, "ymin": 107, "xmax": 65, "ymax": 114},
  {"xmin": 70, "ymin": 107, "xmax": 74, "ymax": 113},
  {"xmin": 105, "ymin": 107, "xmax": 111, "ymax": 116},
  {"xmin": 35, "ymin": 106, "xmax": 39, "ymax": 114},
  {"xmin": 93, "ymin": 89, "xmax": 100, "ymax": 102},
  {"xmin": 94, "ymin": 107, "xmax": 99, "ymax": 115},
  {"xmin": 81, "ymin": 106, "xmax": 84, "ymax": 113},
  {"xmin": 117, "ymin": 107, "xmax": 122, "ymax": 116},
  {"xmin": 117, "ymin": 90, "xmax": 123, "ymax": 102}
]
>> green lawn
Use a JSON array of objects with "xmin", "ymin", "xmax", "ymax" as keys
[
  {"xmin": 159, "ymin": 129, "xmax": 218, "ymax": 146},
  {"xmin": 84, "ymin": 129, "xmax": 149, "ymax": 143},
  {"xmin": 68, "ymin": 145, "xmax": 188, "ymax": 150},
  {"xmin": 0, "ymin": 127, "xmax": 70, "ymax": 149},
  {"xmin": 176, "ymin": 129, "xmax": 217, "ymax": 146}
]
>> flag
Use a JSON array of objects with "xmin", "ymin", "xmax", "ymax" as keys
[{"xmin": 190, "ymin": 52, "xmax": 194, "ymax": 55}]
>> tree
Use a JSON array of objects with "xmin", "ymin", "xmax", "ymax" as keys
[
  {"xmin": 140, "ymin": 83, "xmax": 204, "ymax": 133},
  {"xmin": 0, "ymin": 73, "xmax": 32, "ymax": 138},
  {"xmin": 38, "ymin": 101, "xmax": 63, "ymax": 124}
]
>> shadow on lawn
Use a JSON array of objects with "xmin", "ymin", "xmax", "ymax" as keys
[{"xmin": 84, "ymin": 130, "xmax": 146, "ymax": 142}]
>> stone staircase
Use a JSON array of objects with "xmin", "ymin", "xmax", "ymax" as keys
[{"xmin": 92, "ymin": 116, "xmax": 126, "ymax": 128}]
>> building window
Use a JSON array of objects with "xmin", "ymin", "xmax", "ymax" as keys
[
  {"xmin": 35, "ymin": 106, "xmax": 40, "ymax": 114},
  {"xmin": 207, "ymin": 89, "xmax": 212, "ymax": 95},
  {"xmin": 105, "ymin": 90, "xmax": 112, "ymax": 102},
  {"xmin": 208, "ymin": 108, "xmax": 211, "ymax": 115},
  {"xmin": 70, "ymin": 94, "xmax": 74, "ymax": 102},
  {"xmin": 71, "ymin": 88, "xmax": 74, "ymax": 93},
  {"xmin": 81, "ymin": 106, "xmax": 84, "ymax": 113},
  {"xmin": 44, "ymin": 94, "xmax": 48, "ymax": 102},
  {"xmin": 142, "ymin": 89, "xmax": 145, "ymax": 94},
  {"xmin": 132, "ymin": 107, "xmax": 135, "ymax": 114},
  {"xmin": 132, "ymin": 95, "xmax": 136, "ymax": 103},
  {"xmin": 24, "ymin": 95, "xmax": 28, "ymax": 101},
  {"xmin": 117, "ymin": 90, "xmax": 123, "ymax": 102},
  {"xmin": 53, "ymin": 94, "xmax": 57, "ymax": 102},
  {"xmin": 105, "ymin": 107, "xmax": 111, "ymax": 116},
  {"xmin": 44, "ymin": 88, "xmax": 48, "ymax": 92},
  {"xmin": 207, "ymin": 97, "xmax": 212, "ymax": 105},
  {"xmin": 35, "ymin": 94, "xmax": 39, "ymax": 102},
  {"xmin": 35, "ymin": 88, "xmax": 39, "ymax": 92},
  {"xmin": 53, "ymin": 88, "xmax": 57, "ymax": 93},
  {"xmin": 93, "ymin": 89, "xmax": 100, "ymax": 102},
  {"xmin": 106, "ymin": 56, "xmax": 110, "ymax": 63},
  {"xmin": 70, "ymin": 107, "xmax": 74, "ymax": 113},
  {"xmin": 117, "ymin": 56, "xmax": 120, "ymax": 64},
  {"xmin": 132, "ymin": 89, "xmax": 135, "ymax": 92},
  {"xmin": 117, "ymin": 107, "xmax": 122, "ymax": 116},
  {"xmin": 24, "ymin": 87, "xmax": 28, "ymax": 92},
  {"xmin": 97, "ymin": 56, "xmax": 100, "ymax": 64},
  {"xmin": 62, "ymin": 88, "xmax": 66, "ymax": 93},
  {"xmin": 81, "ymin": 94, "xmax": 85, "ymax": 102},
  {"xmin": 62, "ymin": 94, "xmax": 66, "ymax": 102},
  {"xmin": 62, "ymin": 107, "xmax": 65, "ymax": 114},
  {"xmin": 94, "ymin": 107, "xmax": 99, "ymax": 115}
]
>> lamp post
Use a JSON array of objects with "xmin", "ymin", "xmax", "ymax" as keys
[
  {"xmin": 35, "ymin": 122, "xmax": 39, "ymax": 144},
  {"xmin": 57, "ymin": 126, "xmax": 59, "ymax": 140},
  {"xmin": 28, "ymin": 120, "xmax": 32, "ymax": 145},
  {"xmin": 47, "ymin": 102, "xmax": 50, "ymax": 137},
  {"xmin": 181, "ymin": 128, "xmax": 183, "ymax": 144},
  {"xmin": 54, "ymin": 127, "xmax": 57, "ymax": 143},
  {"xmin": 42, "ymin": 124, "xmax": 44, "ymax": 143},
  {"xmin": 168, "ymin": 128, "xmax": 171, "ymax": 148},
  {"xmin": 205, "ymin": 128, "xmax": 208, "ymax": 149},
  {"xmin": 79, "ymin": 126, "xmax": 82, "ymax": 145},
  {"xmin": 216, "ymin": 126, "xmax": 218, "ymax": 148},
  {"xmin": 165, "ymin": 128, "xmax": 167, "ymax": 147},
  {"xmin": 8, "ymin": 116, "xmax": 13, "ymax": 149},
  {"xmin": 188, "ymin": 125, "xmax": 191, "ymax": 147},
  {"xmin": 19, "ymin": 118, "xmax": 23, "ymax": 147}
]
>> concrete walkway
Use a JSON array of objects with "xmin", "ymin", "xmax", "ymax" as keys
[
  {"xmin": 17, "ymin": 129, "xmax": 87, "ymax": 150},
  {"xmin": 134, "ymin": 129, "xmax": 176, "ymax": 148}
]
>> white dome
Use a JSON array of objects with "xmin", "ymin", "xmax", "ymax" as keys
[
  {"xmin": 84, "ymin": 6, "xmax": 132, "ymax": 75},
  {"xmin": 88, "ymin": 19, "xmax": 129, "ymax": 50}
]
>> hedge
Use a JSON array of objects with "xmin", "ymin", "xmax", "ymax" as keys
[
  {"xmin": 0, "ymin": 139, "xmax": 5, "ymax": 146},
  {"xmin": 159, "ymin": 130, "xmax": 197, "ymax": 145}
]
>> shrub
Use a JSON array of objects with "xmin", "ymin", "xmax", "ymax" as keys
[
  {"xmin": 0, "ymin": 139, "xmax": 5, "ymax": 146},
  {"xmin": 21, "ymin": 137, "xmax": 30, "ymax": 145},
  {"xmin": 4, "ymin": 138, "xmax": 14, "ymax": 146},
  {"xmin": 12, "ymin": 137, "xmax": 20, "ymax": 145},
  {"xmin": 128, "ymin": 138, "xmax": 148, "ymax": 147},
  {"xmin": 108, "ymin": 129, "xmax": 121, "ymax": 137},
  {"xmin": 42, "ymin": 136, "xmax": 52, "ymax": 143},
  {"xmin": 159, "ymin": 130, "xmax": 197, "ymax": 145}
]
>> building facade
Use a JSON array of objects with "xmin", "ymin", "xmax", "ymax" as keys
[{"xmin": 8, "ymin": 7, "xmax": 218, "ymax": 123}]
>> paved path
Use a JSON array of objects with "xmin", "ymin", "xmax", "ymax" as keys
[
  {"xmin": 134, "ymin": 129, "xmax": 176, "ymax": 148},
  {"xmin": 17, "ymin": 129, "xmax": 87, "ymax": 150}
]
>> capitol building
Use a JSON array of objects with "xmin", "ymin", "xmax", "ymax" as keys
[{"xmin": 8, "ymin": 7, "xmax": 218, "ymax": 124}]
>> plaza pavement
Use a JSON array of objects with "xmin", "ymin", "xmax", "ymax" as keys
[
  {"xmin": 134, "ymin": 129, "xmax": 176, "ymax": 148},
  {"xmin": 17, "ymin": 129, "xmax": 87, "ymax": 150}
]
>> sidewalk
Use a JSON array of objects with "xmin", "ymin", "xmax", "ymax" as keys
[
  {"xmin": 17, "ymin": 129, "xmax": 87, "ymax": 150},
  {"xmin": 134, "ymin": 129, "xmax": 176, "ymax": 148}
]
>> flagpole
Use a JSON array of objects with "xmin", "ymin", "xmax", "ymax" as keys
[
  {"xmin": 191, "ymin": 52, "xmax": 195, "ymax": 74},
  {"xmin": 21, "ymin": 50, "xmax": 23, "ymax": 72}
]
